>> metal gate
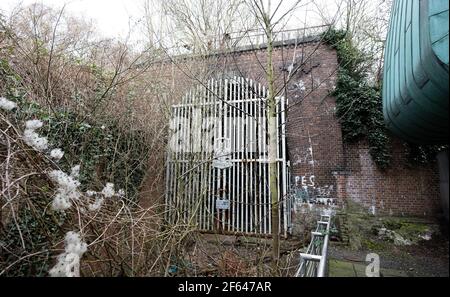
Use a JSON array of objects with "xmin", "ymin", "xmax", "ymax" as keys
[{"xmin": 164, "ymin": 77, "xmax": 291, "ymax": 236}]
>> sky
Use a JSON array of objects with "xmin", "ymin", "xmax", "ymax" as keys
[
  {"xmin": 0, "ymin": 0, "xmax": 344, "ymax": 41},
  {"xmin": 0, "ymin": 0, "xmax": 143, "ymax": 38}
]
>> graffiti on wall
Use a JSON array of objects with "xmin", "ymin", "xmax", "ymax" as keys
[
  {"xmin": 290, "ymin": 137, "xmax": 337, "ymax": 208},
  {"xmin": 293, "ymin": 175, "xmax": 336, "ymax": 206},
  {"xmin": 291, "ymin": 147, "xmax": 317, "ymax": 167}
]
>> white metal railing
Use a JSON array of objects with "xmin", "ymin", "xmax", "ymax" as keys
[
  {"xmin": 223, "ymin": 25, "xmax": 331, "ymax": 50},
  {"xmin": 169, "ymin": 25, "xmax": 331, "ymax": 55},
  {"xmin": 295, "ymin": 214, "xmax": 331, "ymax": 277}
]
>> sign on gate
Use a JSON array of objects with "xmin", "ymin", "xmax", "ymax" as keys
[
  {"xmin": 216, "ymin": 199, "xmax": 230, "ymax": 210},
  {"xmin": 212, "ymin": 137, "xmax": 233, "ymax": 169}
]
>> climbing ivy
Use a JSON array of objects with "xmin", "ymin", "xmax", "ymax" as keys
[
  {"xmin": 322, "ymin": 29, "xmax": 448, "ymax": 168},
  {"xmin": 322, "ymin": 29, "xmax": 391, "ymax": 169},
  {"xmin": 403, "ymin": 143, "xmax": 448, "ymax": 166}
]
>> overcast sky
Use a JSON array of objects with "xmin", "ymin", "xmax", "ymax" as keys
[
  {"xmin": 0, "ymin": 0, "xmax": 143, "ymax": 38},
  {"xmin": 0, "ymin": 0, "xmax": 345, "ymax": 40}
]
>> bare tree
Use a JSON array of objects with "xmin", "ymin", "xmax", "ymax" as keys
[
  {"xmin": 313, "ymin": 0, "xmax": 392, "ymax": 85},
  {"xmin": 143, "ymin": 0, "xmax": 258, "ymax": 54},
  {"xmin": 245, "ymin": 0, "xmax": 307, "ymax": 275}
]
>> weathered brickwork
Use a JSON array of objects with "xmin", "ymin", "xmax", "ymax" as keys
[
  {"xmin": 339, "ymin": 139, "xmax": 441, "ymax": 216},
  {"xmin": 151, "ymin": 40, "xmax": 442, "ymax": 218}
]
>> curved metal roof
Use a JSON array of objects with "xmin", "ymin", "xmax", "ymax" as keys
[{"xmin": 382, "ymin": 0, "xmax": 449, "ymax": 144}]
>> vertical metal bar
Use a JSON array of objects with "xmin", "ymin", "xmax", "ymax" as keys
[
  {"xmin": 186, "ymin": 89, "xmax": 192, "ymax": 223},
  {"xmin": 257, "ymin": 82, "xmax": 262, "ymax": 234},
  {"xmin": 251, "ymin": 78, "xmax": 255, "ymax": 233},
  {"xmin": 206, "ymin": 79, "xmax": 213, "ymax": 231},
  {"xmin": 235, "ymin": 77, "xmax": 239, "ymax": 233},
  {"xmin": 239, "ymin": 77, "xmax": 244, "ymax": 233},
  {"xmin": 180, "ymin": 97, "xmax": 187, "ymax": 223},
  {"xmin": 233, "ymin": 77, "xmax": 240, "ymax": 231},
  {"xmin": 199, "ymin": 84, "xmax": 205, "ymax": 230},
  {"xmin": 231, "ymin": 77, "xmax": 237, "ymax": 232},
  {"xmin": 203, "ymin": 82, "xmax": 209, "ymax": 230},
  {"xmin": 226, "ymin": 79, "xmax": 232, "ymax": 232},
  {"xmin": 281, "ymin": 96, "xmax": 288, "ymax": 237},
  {"xmin": 263, "ymin": 83, "xmax": 268, "ymax": 234},
  {"xmin": 176, "ymin": 103, "xmax": 183, "ymax": 224},
  {"xmin": 222, "ymin": 78, "xmax": 227, "ymax": 231},
  {"xmin": 244, "ymin": 78, "xmax": 249, "ymax": 234},
  {"xmin": 276, "ymin": 96, "xmax": 281, "ymax": 236},
  {"xmin": 265, "ymin": 85, "xmax": 271, "ymax": 234},
  {"xmin": 248, "ymin": 78, "xmax": 253, "ymax": 233},
  {"xmin": 219, "ymin": 78, "xmax": 225, "ymax": 231},
  {"xmin": 213, "ymin": 79, "xmax": 219, "ymax": 230},
  {"xmin": 190, "ymin": 89, "xmax": 195, "ymax": 223},
  {"xmin": 194, "ymin": 84, "xmax": 201, "ymax": 227},
  {"xmin": 178, "ymin": 99, "xmax": 184, "ymax": 223},
  {"xmin": 191, "ymin": 87, "xmax": 197, "ymax": 226}
]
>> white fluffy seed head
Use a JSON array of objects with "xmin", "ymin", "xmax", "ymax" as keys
[
  {"xmin": 101, "ymin": 182, "xmax": 115, "ymax": 198},
  {"xmin": 51, "ymin": 193, "xmax": 72, "ymax": 210},
  {"xmin": 25, "ymin": 119, "xmax": 43, "ymax": 130},
  {"xmin": 23, "ymin": 131, "xmax": 48, "ymax": 151},
  {"xmin": 49, "ymin": 253, "xmax": 79, "ymax": 277},
  {"xmin": 64, "ymin": 231, "xmax": 87, "ymax": 256},
  {"xmin": 50, "ymin": 148, "xmax": 64, "ymax": 161},
  {"xmin": 49, "ymin": 231, "xmax": 87, "ymax": 277},
  {"xmin": 48, "ymin": 170, "xmax": 81, "ymax": 211},
  {"xmin": 0, "ymin": 97, "xmax": 18, "ymax": 111},
  {"xmin": 23, "ymin": 120, "xmax": 48, "ymax": 151},
  {"xmin": 88, "ymin": 197, "xmax": 104, "ymax": 211},
  {"xmin": 70, "ymin": 165, "xmax": 80, "ymax": 178}
]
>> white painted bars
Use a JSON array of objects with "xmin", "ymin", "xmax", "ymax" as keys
[{"xmin": 165, "ymin": 77, "xmax": 291, "ymax": 236}]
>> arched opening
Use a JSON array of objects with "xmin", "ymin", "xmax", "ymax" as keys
[{"xmin": 165, "ymin": 77, "xmax": 291, "ymax": 236}]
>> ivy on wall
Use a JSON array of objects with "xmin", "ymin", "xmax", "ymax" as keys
[
  {"xmin": 322, "ymin": 29, "xmax": 447, "ymax": 169},
  {"xmin": 403, "ymin": 142, "xmax": 448, "ymax": 166},
  {"xmin": 323, "ymin": 29, "xmax": 392, "ymax": 169}
]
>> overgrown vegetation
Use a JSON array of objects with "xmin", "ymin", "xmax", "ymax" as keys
[
  {"xmin": 0, "ymin": 3, "xmax": 289, "ymax": 277},
  {"xmin": 2, "ymin": 59, "xmax": 150, "ymax": 200},
  {"xmin": 403, "ymin": 142, "xmax": 448, "ymax": 167},
  {"xmin": 0, "ymin": 5, "xmax": 193, "ymax": 276},
  {"xmin": 323, "ymin": 29, "xmax": 391, "ymax": 169},
  {"xmin": 1, "ymin": 55, "xmax": 155, "ymax": 276},
  {"xmin": 336, "ymin": 201, "xmax": 437, "ymax": 252},
  {"xmin": 323, "ymin": 29, "xmax": 447, "ymax": 169}
]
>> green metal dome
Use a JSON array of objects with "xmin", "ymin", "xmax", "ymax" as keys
[{"xmin": 383, "ymin": 0, "xmax": 449, "ymax": 144}]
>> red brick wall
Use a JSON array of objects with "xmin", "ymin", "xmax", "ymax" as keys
[
  {"xmin": 339, "ymin": 138, "xmax": 441, "ymax": 216},
  {"xmin": 150, "ymin": 41, "xmax": 442, "ymax": 218}
]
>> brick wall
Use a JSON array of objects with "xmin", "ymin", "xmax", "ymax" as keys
[
  {"xmin": 149, "ymin": 40, "xmax": 442, "ymax": 218},
  {"xmin": 339, "ymin": 138, "xmax": 441, "ymax": 216}
]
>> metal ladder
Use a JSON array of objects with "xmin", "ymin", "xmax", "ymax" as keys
[{"xmin": 295, "ymin": 214, "xmax": 331, "ymax": 277}]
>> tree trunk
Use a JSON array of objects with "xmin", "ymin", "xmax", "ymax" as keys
[{"xmin": 265, "ymin": 15, "xmax": 280, "ymax": 276}]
